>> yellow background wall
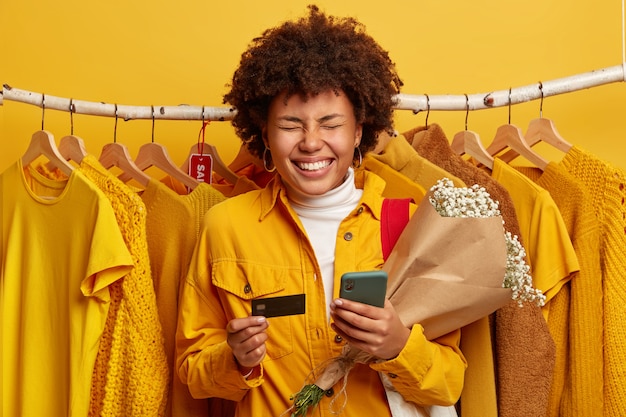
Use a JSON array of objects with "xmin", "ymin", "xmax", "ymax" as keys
[{"xmin": 2, "ymin": 0, "xmax": 625, "ymax": 174}]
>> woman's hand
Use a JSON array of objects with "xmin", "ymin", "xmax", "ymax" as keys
[
  {"xmin": 226, "ymin": 316, "xmax": 269, "ymax": 374},
  {"xmin": 329, "ymin": 298, "xmax": 410, "ymax": 360}
]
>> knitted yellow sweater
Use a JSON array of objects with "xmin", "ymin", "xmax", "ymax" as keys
[
  {"xmin": 516, "ymin": 162, "xmax": 603, "ymax": 417},
  {"xmin": 79, "ymin": 155, "xmax": 169, "ymax": 417},
  {"xmin": 142, "ymin": 179, "xmax": 228, "ymax": 417},
  {"xmin": 560, "ymin": 146, "xmax": 626, "ymax": 417}
]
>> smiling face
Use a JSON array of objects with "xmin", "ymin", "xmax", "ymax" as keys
[{"xmin": 263, "ymin": 89, "xmax": 363, "ymax": 197}]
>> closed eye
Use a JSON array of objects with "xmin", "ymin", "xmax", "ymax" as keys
[{"xmin": 278, "ymin": 125, "xmax": 302, "ymax": 132}]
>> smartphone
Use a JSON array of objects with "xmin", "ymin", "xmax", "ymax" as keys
[{"xmin": 339, "ymin": 270, "xmax": 388, "ymax": 308}]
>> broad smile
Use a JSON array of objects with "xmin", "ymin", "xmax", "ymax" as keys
[{"xmin": 295, "ymin": 159, "xmax": 333, "ymax": 171}]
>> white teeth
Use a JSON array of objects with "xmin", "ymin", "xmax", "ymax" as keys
[{"xmin": 297, "ymin": 160, "xmax": 331, "ymax": 171}]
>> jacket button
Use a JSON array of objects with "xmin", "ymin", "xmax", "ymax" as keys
[
  {"xmin": 334, "ymin": 335, "xmax": 343, "ymax": 343},
  {"xmin": 343, "ymin": 232, "xmax": 353, "ymax": 241},
  {"xmin": 325, "ymin": 388, "xmax": 334, "ymax": 397},
  {"xmin": 388, "ymin": 373, "xmax": 398, "ymax": 379},
  {"xmin": 243, "ymin": 284, "xmax": 251, "ymax": 294},
  {"xmin": 357, "ymin": 206, "xmax": 364, "ymax": 214}
]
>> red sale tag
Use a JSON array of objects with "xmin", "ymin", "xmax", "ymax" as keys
[{"xmin": 188, "ymin": 153, "xmax": 213, "ymax": 184}]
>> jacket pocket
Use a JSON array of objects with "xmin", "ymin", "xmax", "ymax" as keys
[{"xmin": 212, "ymin": 261, "xmax": 300, "ymax": 360}]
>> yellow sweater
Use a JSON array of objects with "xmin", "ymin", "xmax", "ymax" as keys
[
  {"xmin": 560, "ymin": 146, "xmax": 626, "ymax": 417},
  {"xmin": 515, "ymin": 162, "xmax": 603, "ymax": 417},
  {"xmin": 79, "ymin": 156, "xmax": 169, "ymax": 417}
]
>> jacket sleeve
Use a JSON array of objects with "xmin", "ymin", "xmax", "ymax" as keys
[
  {"xmin": 175, "ymin": 230, "xmax": 263, "ymax": 401},
  {"xmin": 370, "ymin": 324, "xmax": 467, "ymax": 406}
]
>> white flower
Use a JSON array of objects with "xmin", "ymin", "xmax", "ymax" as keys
[{"xmin": 429, "ymin": 178, "xmax": 546, "ymax": 307}]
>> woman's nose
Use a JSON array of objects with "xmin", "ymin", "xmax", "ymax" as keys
[{"xmin": 299, "ymin": 128, "xmax": 323, "ymax": 151}]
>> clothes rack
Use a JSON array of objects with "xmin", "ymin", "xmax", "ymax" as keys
[{"xmin": 1, "ymin": 64, "xmax": 625, "ymax": 121}]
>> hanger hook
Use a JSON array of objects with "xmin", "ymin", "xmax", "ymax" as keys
[
  {"xmin": 198, "ymin": 106, "xmax": 206, "ymax": 154},
  {"xmin": 538, "ymin": 81, "xmax": 544, "ymax": 118},
  {"xmin": 69, "ymin": 98, "xmax": 75, "ymax": 135},
  {"xmin": 114, "ymin": 103, "xmax": 119, "ymax": 143},
  {"xmin": 464, "ymin": 94, "xmax": 469, "ymax": 131},
  {"xmin": 41, "ymin": 93, "xmax": 46, "ymax": 130},
  {"xmin": 507, "ymin": 87, "xmax": 512, "ymax": 124},
  {"xmin": 424, "ymin": 94, "xmax": 430, "ymax": 127},
  {"xmin": 151, "ymin": 105, "xmax": 155, "ymax": 143}
]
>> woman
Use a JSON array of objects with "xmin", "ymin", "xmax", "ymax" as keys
[{"xmin": 176, "ymin": 5, "xmax": 466, "ymax": 416}]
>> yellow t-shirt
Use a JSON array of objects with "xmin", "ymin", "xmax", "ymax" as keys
[
  {"xmin": 492, "ymin": 158, "xmax": 579, "ymax": 310},
  {"xmin": 1, "ymin": 160, "xmax": 133, "ymax": 417}
]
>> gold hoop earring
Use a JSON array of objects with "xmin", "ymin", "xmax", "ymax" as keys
[
  {"xmin": 263, "ymin": 147, "xmax": 276, "ymax": 172},
  {"xmin": 354, "ymin": 147, "xmax": 363, "ymax": 168}
]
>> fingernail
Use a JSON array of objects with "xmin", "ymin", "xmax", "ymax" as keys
[{"xmin": 257, "ymin": 316, "xmax": 267, "ymax": 323}]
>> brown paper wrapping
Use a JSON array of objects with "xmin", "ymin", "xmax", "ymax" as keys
[
  {"xmin": 285, "ymin": 193, "xmax": 514, "ymax": 416},
  {"xmin": 383, "ymin": 195, "xmax": 511, "ymax": 340}
]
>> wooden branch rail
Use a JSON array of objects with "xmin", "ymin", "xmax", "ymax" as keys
[{"xmin": 1, "ymin": 64, "xmax": 625, "ymax": 120}]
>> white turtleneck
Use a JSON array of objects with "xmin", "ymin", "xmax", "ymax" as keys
[{"xmin": 285, "ymin": 168, "xmax": 363, "ymax": 316}]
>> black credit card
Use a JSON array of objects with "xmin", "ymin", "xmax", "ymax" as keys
[{"xmin": 251, "ymin": 294, "xmax": 305, "ymax": 318}]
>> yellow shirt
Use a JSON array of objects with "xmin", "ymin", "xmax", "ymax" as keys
[
  {"xmin": 492, "ymin": 158, "xmax": 580, "ymax": 308},
  {"xmin": 360, "ymin": 153, "xmax": 426, "ymax": 202},
  {"xmin": 367, "ymin": 135, "xmax": 467, "ymax": 189},
  {"xmin": 1, "ymin": 160, "xmax": 133, "ymax": 417},
  {"xmin": 176, "ymin": 170, "xmax": 466, "ymax": 417}
]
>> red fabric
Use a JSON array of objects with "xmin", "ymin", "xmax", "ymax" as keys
[{"xmin": 381, "ymin": 198, "xmax": 412, "ymax": 260}]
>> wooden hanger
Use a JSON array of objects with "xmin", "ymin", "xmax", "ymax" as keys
[
  {"xmin": 181, "ymin": 143, "xmax": 240, "ymax": 185},
  {"xmin": 486, "ymin": 88, "xmax": 548, "ymax": 170},
  {"xmin": 450, "ymin": 94, "xmax": 494, "ymax": 169},
  {"xmin": 524, "ymin": 117, "xmax": 572, "ymax": 152},
  {"xmin": 451, "ymin": 130, "xmax": 494, "ymax": 169},
  {"xmin": 500, "ymin": 83, "xmax": 572, "ymax": 163},
  {"xmin": 98, "ymin": 105, "xmax": 150, "ymax": 187},
  {"xmin": 58, "ymin": 100, "xmax": 88, "ymax": 164},
  {"xmin": 127, "ymin": 105, "xmax": 199, "ymax": 189},
  {"xmin": 22, "ymin": 130, "xmax": 75, "ymax": 176},
  {"xmin": 58, "ymin": 135, "xmax": 88, "ymax": 164},
  {"xmin": 487, "ymin": 124, "xmax": 548, "ymax": 170},
  {"xmin": 499, "ymin": 118, "xmax": 572, "ymax": 163},
  {"xmin": 44, "ymin": 100, "xmax": 88, "ymax": 169},
  {"xmin": 99, "ymin": 142, "xmax": 151, "ymax": 187},
  {"xmin": 45, "ymin": 134, "xmax": 88, "ymax": 172},
  {"xmin": 124, "ymin": 141, "xmax": 200, "ymax": 190},
  {"xmin": 182, "ymin": 117, "xmax": 240, "ymax": 185}
]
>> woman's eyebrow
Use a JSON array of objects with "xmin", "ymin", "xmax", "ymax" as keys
[
  {"xmin": 317, "ymin": 113, "xmax": 344, "ymax": 123},
  {"xmin": 278, "ymin": 116, "xmax": 304, "ymax": 123}
]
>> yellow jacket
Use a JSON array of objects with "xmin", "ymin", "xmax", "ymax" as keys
[{"xmin": 176, "ymin": 170, "xmax": 466, "ymax": 417}]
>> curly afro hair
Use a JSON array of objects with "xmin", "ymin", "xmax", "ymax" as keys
[{"xmin": 223, "ymin": 4, "xmax": 403, "ymax": 160}]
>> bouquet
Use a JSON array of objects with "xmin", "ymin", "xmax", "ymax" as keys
[{"xmin": 284, "ymin": 178, "xmax": 545, "ymax": 417}]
